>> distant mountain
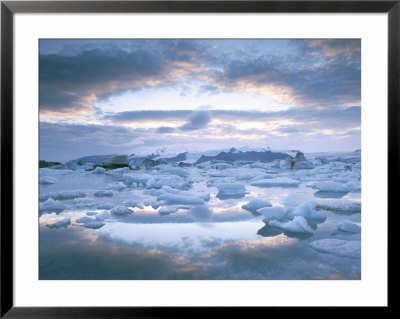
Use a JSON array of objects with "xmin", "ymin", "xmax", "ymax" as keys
[
  {"xmin": 195, "ymin": 148, "xmax": 289, "ymax": 164},
  {"xmin": 70, "ymin": 154, "xmax": 118, "ymax": 164}
]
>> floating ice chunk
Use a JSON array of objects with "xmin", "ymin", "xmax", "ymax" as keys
[
  {"xmin": 250, "ymin": 178, "xmax": 300, "ymax": 187},
  {"xmin": 160, "ymin": 167, "xmax": 189, "ymax": 177},
  {"xmin": 123, "ymin": 173, "xmax": 150, "ymax": 186},
  {"xmin": 106, "ymin": 182, "xmax": 126, "ymax": 191},
  {"xmin": 76, "ymin": 216, "xmax": 94, "ymax": 223},
  {"xmin": 40, "ymin": 168, "xmax": 73, "ymax": 175},
  {"xmin": 94, "ymin": 190, "xmax": 114, "ymax": 197},
  {"xmin": 81, "ymin": 221, "xmax": 105, "ymax": 229},
  {"xmin": 283, "ymin": 194, "xmax": 297, "ymax": 209},
  {"xmin": 337, "ymin": 221, "xmax": 361, "ymax": 233},
  {"xmin": 110, "ymin": 205, "xmax": 132, "ymax": 216},
  {"xmin": 46, "ymin": 217, "xmax": 71, "ymax": 229},
  {"xmin": 39, "ymin": 176, "xmax": 57, "ymax": 185},
  {"xmin": 317, "ymin": 200, "xmax": 361, "ymax": 214},
  {"xmin": 146, "ymin": 176, "xmax": 191, "ymax": 190},
  {"xmin": 40, "ymin": 191, "xmax": 86, "ymax": 202},
  {"xmin": 106, "ymin": 167, "xmax": 130, "ymax": 176},
  {"xmin": 158, "ymin": 206, "xmax": 180, "ymax": 215},
  {"xmin": 96, "ymin": 203, "xmax": 114, "ymax": 210},
  {"xmin": 289, "ymin": 200, "xmax": 317, "ymax": 218},
  {"xmin": 159, "ymin": 185, "xmax": 181, "ymax": 194},
  {"xmin": 272, "ymin": 159, "xmax": 281, "ymax": 168},
  {"xmin": 189, "ymin": 205, "xmax": 213, "ymax": 222},
  {"xmin": 344, "ymin": 181, "xmax": 361, "ymax": 192},
  {"xmin": 308, "ymin": 239, "xmax": 361, "ymax": 258},
  {"xmin": 242, "ymin": 198, "xmax": 272, "ymax": 213},
  {"xmin": 315, "ymin": 181, "xmax": 349, "ymax": 192},
  {"xmin": 269, "ymin": 216, "xmax": 313, "ymax": 234},
  {"xmin": 157, "ymin": 193, "xmax": 204, "ymax": 205},
  {"xmin": 92, "ymin": 167, "xmax": 106, "ymax": 174},
  {"xmin": 40, "ymin": 198, "xmax": 67, "ymax": 214},
  {"xmin": 257, "ymin": 207, "xmax": 287, "ymax": 223},
  {"xmin": 216, "ymin": 183, "xmax": 247, "ymax": 196}
]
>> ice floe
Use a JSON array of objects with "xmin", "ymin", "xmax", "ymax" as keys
[
  {"xmin": 315, "ymin": 181, "xmax": 349, "ymax": 192},
  {"xmin": 308, "ymin": 239, "xmax": 361, "ymax": 258},
  {"xmin": 157, "ymin": 193, "xmax": 204, "ymax": 205},
  {"xmin": 257, "ymin": 207, "xmax": 287, "ymax": 223},
  {"xmin": 40, "ymin": 191, "xmax": 86, "ymax": 202},
  {"xmin": 269, "ymin": 216, "xmax": 314, "ymax": 234},
  {"xmin": 337, "ymin": 221, "xmax": 361, "ymax": 233},
  {"xmin": 92, "ymin": 167, "xmax": 106, "ymax": 174},
  {"xmin": 40, "ymin": 198, "xmax": 68, "ymax": 214},
  {"xmin": 242, "ymin": 198, "xmax": 272, "ymax": 213},
  {"xmin": 39, "ymin": 176, "xmax": 57, "ymax": 185}
]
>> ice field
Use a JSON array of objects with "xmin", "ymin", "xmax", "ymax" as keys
[{"xmin": 39, "ymin": 149, "xmax": 361, "ymax": 280}]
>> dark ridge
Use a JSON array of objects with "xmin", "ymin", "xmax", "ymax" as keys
[{"xmin": 195, "ymin": 149, "xmax": 288, "ymax": 164}]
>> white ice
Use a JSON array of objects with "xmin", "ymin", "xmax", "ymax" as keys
[
  {"xmin": 242, "ymin": 198, "xmax": 272, "ymax": 213},
  {"xmin": 157, "ymin": 193, "xmax": 204, "ymax": 205},
  {"xmin": 216, "ymin": 183, "xmax": 247, "ymax": 196},
  {"xmin": 91, "ymin": 167, "xmax": 106, "ymax": 174},
  {"xmin": 308, "ymin": 239, "xmax": 361, "ymax": 258},
  {"xmin": 40, "ymin": 191, "xmax": 87, "ymax": 202},
  {"xmin": 39, "ymin": 176, "xmax": 57, "ymax": 185},
  {"xmin": 257, "ymin": 207, "xmax": 287, "ymax": 223},
  {"xmin": 315, "ymin": 181, "xmax": 349, "ymax": 192},
  {"xmin": 269, "ymin": 216, "xmax": 314, "ymax": 234},
  {"xmin": 337, "ymin": 221, "xmax": 361, "ymax": 233}
]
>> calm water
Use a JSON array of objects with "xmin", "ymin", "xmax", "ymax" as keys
[{"xmin": 39, "ymin": 162, "xmax": 361, "ymax": 280}]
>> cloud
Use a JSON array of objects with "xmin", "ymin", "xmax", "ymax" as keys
[
  {"xmin": 156, "ymin": 126, "xmax": 176, "ymax": 133},
  {"xmin": 180, "ymin": 110, "xmax": 212, "ymax": 131}
]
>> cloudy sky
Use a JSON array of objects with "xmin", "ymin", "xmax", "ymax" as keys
[{"xmin": 39, "ymin": 39, "xmax": 361, "ymax": 162}]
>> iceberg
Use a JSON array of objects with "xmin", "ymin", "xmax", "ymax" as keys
[
  {"xmin": 337, "ymin": 221, "xmax": 361, "ymax": 233},
  {"xmin": 257, "ymin": 207, "xmax": 287, "ymax": 223},
  {"xmin": 40, "ymin": 198, "xmax": 67, "ymax": 214},
  {"xmin": 39, "ymin": 176, "xmax": 57, "ymax": 185},
  {"xmin": 40, "ymin": 191, "xmax": 86, "ymax": 202},
  {"xmin": 157, "ymin": 193, "xmax": 204, "ymax": 205},
  {"xmin": 242, "ymin": 198, "xmax": 272, "ymax": 213},
  {"xmin": 216, "ymin": 183, "xmax": 247, "ymax": 196},
  {"xmin": 308, "ymin": 239, "xmax": 361, "ymax": 258},
  {"xmin": 91, "ymin": 167, "xmax": 106, "ymax": 174},
  {"xmin": 269, "ymin": 216, "xmax": 313, "ymax": 234},
  {"xmin": 315, "ymin": 181, "xmax": 349, "ymax": 192}
]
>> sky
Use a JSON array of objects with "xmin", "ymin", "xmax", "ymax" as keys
[{"xmin": 39, "ymin": 39, "xmax": 361, "ymax": 162}]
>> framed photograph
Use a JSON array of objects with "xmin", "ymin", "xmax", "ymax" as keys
[{"xmin": 1, "ymin": 0, "xmax": 395, "ymax": 316}]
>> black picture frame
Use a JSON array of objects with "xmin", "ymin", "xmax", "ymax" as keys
[{"xmin": 1, "ymin": 0, "xmax": 395, "ymax": 317}]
